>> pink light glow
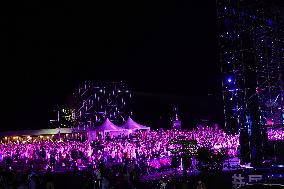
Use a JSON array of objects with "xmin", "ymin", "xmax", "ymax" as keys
[{"xmin": 266, "ymin": 119, "xmax": 274, "ymax": 126}]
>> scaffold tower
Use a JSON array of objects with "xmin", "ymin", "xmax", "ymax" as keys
[
  {"xmin": 218, "ymin": 0, "xmax": 284, "ymax": 132},
  {"xmin": 217, "ymin": 0, "xmax": 284, "ymax": 164}
]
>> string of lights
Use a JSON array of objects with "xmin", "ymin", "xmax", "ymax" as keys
[{"xmin": 72, "ymin": 81, "xmax": 132, "ymax": 129}]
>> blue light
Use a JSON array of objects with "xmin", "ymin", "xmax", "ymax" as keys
[
  {"xmin": 268, "ymin": 19, "xmax": 273, "ymax": 27},
  {"xmin": 227, "ymin": 77, "xmax": 232, "ymax": 83}
]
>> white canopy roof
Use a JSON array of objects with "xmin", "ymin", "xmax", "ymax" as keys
[
  {"xmin": 94, "ymin": 118, "xmax": 124, "ymax": 132},
  {"xmin": 121, "ymin": 117, "xmax": 150, "ymax": 130},
  {"xmin": 0, "ymin": 128, "xmax": 72, "ymax": 137}
]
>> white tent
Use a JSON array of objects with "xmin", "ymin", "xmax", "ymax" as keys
[
  {"xmin": 88, "ymin": 118, "xmax": 127, "ymax": 140},
  {"xmin": 94, "ymin": 118, "xmax": 122, "ymax": 132},
  {"xmin": 121, "ymin": 117, "xmax": 150, "ymax": 131}
]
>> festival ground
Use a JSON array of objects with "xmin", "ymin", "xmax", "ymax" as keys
[
  {"xmin": 52, "ymin": 167, "xmax": 284, "ymax": 189},
  {"xmin": 1, "ymin": 159, "xmax": 284, "ymax": 189},
  {"xmin": 1, "ymin": 126, "xmax": 283, "ymax": 189}
]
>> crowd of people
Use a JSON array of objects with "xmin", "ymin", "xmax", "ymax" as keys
[
  {"xmin": 1, "ymin": 124, "xmax": 282, "ymax": 188},
  {"xmin": 0, "ymin": 126, "xmax": 240, "ymax": 171}
]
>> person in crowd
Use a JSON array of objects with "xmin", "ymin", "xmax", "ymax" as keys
[
  {"xmin": 45, "ymin": 171, "xmax": 55, "ymax": 189},
  {"xmin": 159, "ymin": 178, "xmax": 167, "ymax": 189},
  {"xmin": 0, "ymin": 173, "xmax": 7, "ymax": 189},
  {"xmin": 167, "ymin": 175, "xmax": 176, "ymax": 189},
  {"xmin": 101, "ymin": 176, "xmax": 109, "ymax": 189},
  {"xmin": 95, "ymin": 168, "xmax": 102, "ymax": 189},
  {"xmin": 49, "ymin": 154, "xmax": 56, "ymax": 172},
  {"xmin": 28, "ymin": 175, "xmax": 37, "ymax": 189},
  {"xmin": 17, "ymin": 176, "xmax": 28, "ymax": 189},
  {"xmin": 195, "ymin": 180, "xmax": 206, "ymax": 189}
]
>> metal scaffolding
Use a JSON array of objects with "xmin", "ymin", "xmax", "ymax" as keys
[
  {"xmin": 218, "ymin": 0, "xmax": 283, "ymax": 132},
  {"xmin": 217, "ymin": 0, "xmax": 284, "ymax": 164}
]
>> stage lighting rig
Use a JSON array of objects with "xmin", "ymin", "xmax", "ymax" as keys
[{"xmin": 218, "ymin": 0, "xmax": 284, "ymax": 164}]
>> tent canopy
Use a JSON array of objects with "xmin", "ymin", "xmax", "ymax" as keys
[
  {"xmin": 121, "ymin": 117, "xmax": 150, "ymax": 130},
  {"xmin": 94, "ymin": 118, "xmax": 124, "ymax": 132},
  {"xmin": 0, "ymin": 128, "xmax": 72, "ymax": 137}
]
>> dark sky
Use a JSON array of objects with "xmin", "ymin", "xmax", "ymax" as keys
[{"xmin": 2, "ymin": 0, "xmax": 223, "ymax": 131}]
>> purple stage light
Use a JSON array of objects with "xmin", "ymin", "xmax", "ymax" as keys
[{"xmin": 267, "ymin": 127, "xmax": 284, "ymax": 141}]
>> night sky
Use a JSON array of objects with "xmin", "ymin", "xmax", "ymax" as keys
[{"xmin": 2, "ymin": 0, "xmax": 223, "ymax": 131}]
